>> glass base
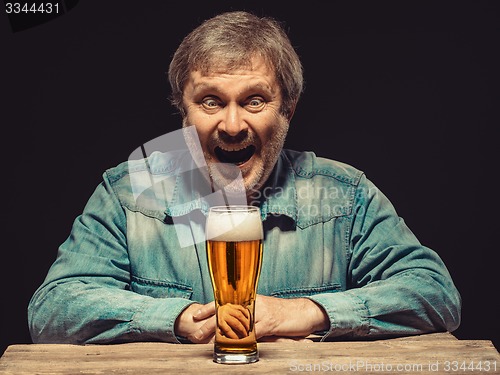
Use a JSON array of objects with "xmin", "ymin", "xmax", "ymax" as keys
[{"xmin": 213, "ymin": 351, "xmax": 259, "ymax": 364}]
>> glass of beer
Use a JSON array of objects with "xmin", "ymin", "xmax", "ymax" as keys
[{"xmin": 206, "ymin": 205, "xmax": 263, "ymax": 364}]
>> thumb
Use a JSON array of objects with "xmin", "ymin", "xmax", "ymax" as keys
[{"xmin": 193, "ymin": 301, "xmax": 216, "ymax": 320}]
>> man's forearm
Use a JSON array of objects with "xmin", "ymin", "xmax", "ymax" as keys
[
  {"xmin": 29, "ymin": 278, "xmax": 193, "ymax": 344},
  {"xmin": 254, "ymin": 295, "xmax": 329, "ymax": 339}
]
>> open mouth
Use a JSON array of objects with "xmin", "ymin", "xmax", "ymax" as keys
[{"xmin": 214, "ymin": 145, "xmax": 256, "ymax": 166}]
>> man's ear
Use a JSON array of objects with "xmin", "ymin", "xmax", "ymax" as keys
[{"xmin": 287, "ymin": 101, "xmax": 297, "ymax": 122}]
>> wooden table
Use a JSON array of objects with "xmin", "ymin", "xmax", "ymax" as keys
[{"xmin": 1, "ymin": 333, "xmax": 498, "ymax": 374}]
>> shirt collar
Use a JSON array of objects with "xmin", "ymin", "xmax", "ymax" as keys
[
  {"xmin": 163, "ymin": 150, "xmax": 298, "ymax": 223},
  {"xmin": 254, "ymin": 151, "xmax": 297, "ymax": 223}
]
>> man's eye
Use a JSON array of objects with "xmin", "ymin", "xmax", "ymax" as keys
[
  {"xmin": 202, "ymin": 98, "xmax": 220, "ymax": 109},
  {"xmin": 247, "ymin": 97, "xmax": 265, "ymax": 108}
]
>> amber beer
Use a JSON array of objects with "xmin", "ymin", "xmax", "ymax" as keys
[{"xmin": 206, "ymin": 206, "xmax": 263, "ymax": 364}]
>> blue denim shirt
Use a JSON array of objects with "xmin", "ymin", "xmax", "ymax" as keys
[{"xmin": 28, "ymin": 149, "xmax": 461, "ymax": 343}]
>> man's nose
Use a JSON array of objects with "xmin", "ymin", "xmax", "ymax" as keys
[{"xmin": 220, "ymin": 103, "xmax": 247, "ymax": 136}]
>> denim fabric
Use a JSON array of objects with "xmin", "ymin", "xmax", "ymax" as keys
[{"xmin": 28, "ymin": 149, "xmax": 461, "ymax": 343}]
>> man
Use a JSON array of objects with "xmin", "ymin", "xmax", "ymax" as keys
[{"xmin": 28, "ymin": 11, "xmax": 461, "ymax": 344}]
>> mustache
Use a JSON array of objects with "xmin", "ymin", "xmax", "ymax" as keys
[{"xmin": 209, "ymin": 130, "xmax": 259, "ymax": 150}]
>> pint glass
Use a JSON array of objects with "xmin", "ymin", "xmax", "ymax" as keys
[{"xmin": 206, "ymin": 205, "xmax": 263, "ymax": 364}]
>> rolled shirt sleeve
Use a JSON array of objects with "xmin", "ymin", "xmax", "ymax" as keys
[
  {"xmin": 308, "ymin": 175, "xmax": 461, "ymax": 340},
  {"xmin": 28, "ymin": 174, "xmax": 194, "ymax": 344}
]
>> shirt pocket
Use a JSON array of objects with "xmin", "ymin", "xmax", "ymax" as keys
[
  {"xmin": 130, "ymin": 275, "xmax": 193, "ymax": 299},
  {"xmin": 270, "ymin": 283, "xmax": 342, "ymax": 299}
]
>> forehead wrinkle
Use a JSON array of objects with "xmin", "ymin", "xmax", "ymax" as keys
[{"xmin": 190, "ymin": 76, "xmax": 277, "ymax": 98}]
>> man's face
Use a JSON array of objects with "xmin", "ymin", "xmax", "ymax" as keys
[{"xmin": 182, "ymin": 56, "xmax": 290, "ymax": 195}]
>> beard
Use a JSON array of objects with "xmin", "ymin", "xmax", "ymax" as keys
[{"xmin": 182, "ymin": 116, "xmax": 289, "ymax": 197}]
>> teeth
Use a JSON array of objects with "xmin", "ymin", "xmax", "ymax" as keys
[
  {"xmin": 214, "ymin": 144, "xmax": 256, "ymax": 165},
  {"xmin": 219, "ymin": 145, "xmax": 250, "ymax": 152}
]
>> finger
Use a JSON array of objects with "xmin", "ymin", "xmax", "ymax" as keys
[
  {"xmin": 228, "ymin": 308, "xmax": 251, "ymax": 332},
  {"xmin": 219, "ymin": 318, "xmax": 240, "ymax": 339},
  {"xmin": 191, "ymin": 316, "xmax": 216, "ymax": 343},
  {"xmin": 193, "ymin": 301, "xmax": 216, "ymax": 321},
  {"xmin": 223, "ymin": 304, "xmax": 251, "ymax": 334},
  {"xmin": 225, "ymin": 315, "xmax": 249, "ymax": 338},
  {"xmin": 233, "ymin": 304, "xmax": 251, "ymax": 320}
]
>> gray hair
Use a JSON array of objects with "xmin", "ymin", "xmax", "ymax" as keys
[{"xmin": 168, "ymin": 11, "xmax": 303, "ymax": 118}]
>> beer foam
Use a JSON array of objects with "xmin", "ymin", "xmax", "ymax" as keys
[{"xmin": 206, "ymin": 209, "xmax": 263, "ymax": 241}]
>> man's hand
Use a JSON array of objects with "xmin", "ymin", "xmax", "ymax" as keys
[
  {"xmin": 174, "ymin": 302, "xmax": 216, "ymax": 343},
  {"xmin": 174, "ymin": 296, "xmax": 329, "ymax": 343},
  {"xmin": 254, "ymin": 295, "xmax": 329, "ymax": 340},
  {"xmin": 217, "ymin": 303, "xmax": 251, "ymax": 339}
]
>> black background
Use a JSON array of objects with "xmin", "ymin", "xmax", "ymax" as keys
[{"xmin": 1, "ymin": 0, "xmax": 498, "ymax": 355}]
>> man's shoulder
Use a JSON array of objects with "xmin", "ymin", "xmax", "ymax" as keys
[{"xmin": 282, "ymin": 149, "xmax": 364, "ymax": 187}]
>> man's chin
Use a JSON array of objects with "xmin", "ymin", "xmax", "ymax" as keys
[
  {"xmin": 208, "ymin": 164, "xmax": 262, "ymax": 196},
  {"xmin": 209, "ymin": 166, "xmax": 244, "ymax": 191}
]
